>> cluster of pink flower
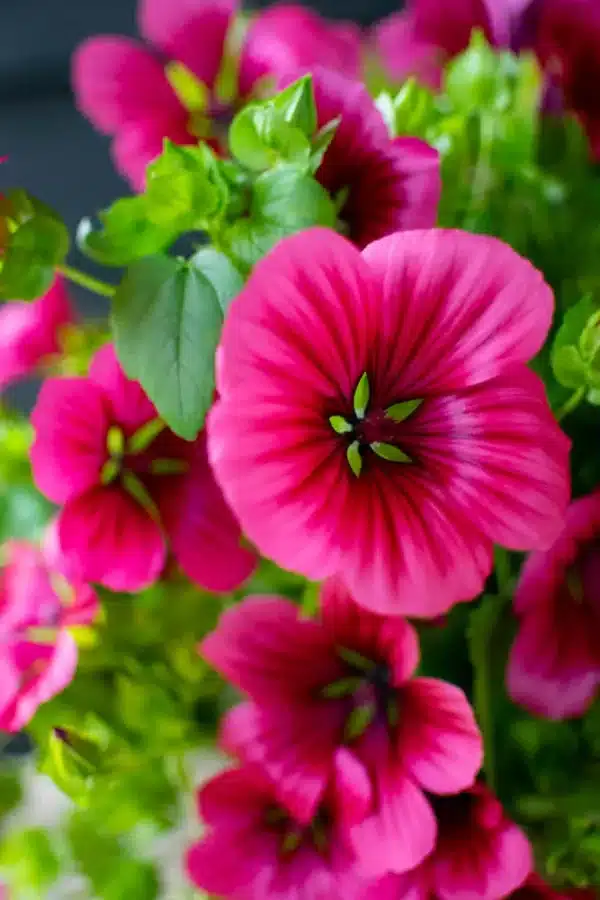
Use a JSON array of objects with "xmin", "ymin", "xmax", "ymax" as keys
[{"xmin": 1, "ymin": 0, "xmax": 600, "ymax": 896}]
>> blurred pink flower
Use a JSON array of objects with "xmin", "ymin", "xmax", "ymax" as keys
[
  {"xmin": 30, "ymin": 344, "xmax": 256, "ymax": 593},
  {"xmin": 201, "ymin": 579, "xmax": 483, "ymax": 876},
  {"xmin": 208, "ymin": 227, "xmax": 569, "ymax": 618},
  {"xmin": 73, "ymin": 0, "xmax": 361, "ymax": 189},
  {"xmin": 293, "ymin": 66, "xmax": 440, "ymax": 247},
  {"xmin": 0, "ymin": 540, "xmax": 98, "ymax": 732},
  {"xmin": 508, "ymin": 492, "xmax": 600, "ymax": 719},
  {"xmin": 186, "ymin": 758, "xmax": 376, "ymax": 900},
  {"xmin": 362, "ymin": 784, "xmax": 533, "ymax": 900},
  {"xmin": 0, "ymin": 277, "xmax": 73, "ymax": 391}
]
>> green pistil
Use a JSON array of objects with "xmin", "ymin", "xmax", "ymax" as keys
[
  {"xmin": 353, "ymin": 372, "xmax": 370, "ymax": 420},
  {"xmin": 100, "ymin": 458, "xmax": 120, "ymax": 486},
  {"xmin": 165, "ymin": 61, "xmax": 209, "ymax": 113},
  {"xmin": 337, "ymin": 646, "xmax": 375, "ymax": 673},
  {"xmin": 321, "ymin": 676, "xmax": 363, "ymax": 699},
  {"xmin": 371, "ymin": 442, "xmax": 412, "ymax": 464},
  {"xmin": 148, "ymin": 458, "xmax": 189, "ymax": 476},
  {"xmin": 128, "ymin": 418, "xmax": 165, "ymax": 454},
  {"xmin": 385, "ymin": 398, "xmax": 423, "ymax": 422},
  {"xmin": 344, "ymin": 703, "xmax": 376, "ymax": 742},
  {"xmin": 281, "ymin": 830, "xmax": 303, "ymax": 856},
  {"xmin": 106, "ymin": 425, "xmax": 125, "ymax": 458},
  {"xmin": 346, "ymin": 441, "xmax": 362, "ymax": 478},
  {"xmin": 122, "ymin": 471, "xmax": 161, "ymax": 522},
  {"xmin": 329, "ymin": 414, "xmax": 353, "ymax": 435}
]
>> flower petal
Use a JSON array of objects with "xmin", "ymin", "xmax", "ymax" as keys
[
  {"xmin": 156, "ymin": 436, "xmax": 257, "ymax": 592},
  {"xmin": 88, "ymin": 344, "xmax": 156, "ymax": 434},
  {"xmin": 201, "ymin": 596, "xmax": 341, "ymax": 702},
  {"xmin": 351, "ymin": 762, "xmax": 437, "ymax": 876},
  {"xmin": 361, "ymin": 229, "xmax": 554, "ymax": 394},
  {"xmin": 111, "ymin": 113, "xmax": 194, "ymax": 191},
  {"xmin": 30, "ymin": 378, "xmax": 110, "ymax": 504},
  {"xmin": 56, "ymin": 487, "xmax": 166, "ymax": 592},
  {"xmin": 72, "ymin": 36, "xmax": 181, "ymax": 134},
  {"xmin": 139, "ymin": 0, "xmax": 235, "ymax": 89},
  {"xmin": 398, "ymin": 677, "xmax": 483, "ymax": 794},
  {"xmin": 320, "ymin": 578, "xmax": 420, "ymax": 684}
]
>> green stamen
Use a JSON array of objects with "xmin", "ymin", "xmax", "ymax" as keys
[
  {"xmin": 353, "ymin": 372, "xmax": 370, "ymax": 419},
  {"xmin": 337, "ymin": 646, "xmax": 375, "ymax": 673},
  {"xmin": 321, "ymin": 676, "xmax": 363, "ymax": 699},
  {"xmin": 148, "ymin": 458, "xmax": 189, "ymax": 476},
  {"xmin": 106, "ymin": 425, "xmax": 125, "ymax": 458},
  {"xmin": 165, "ymin": 61, "xmax": 209, "ymax": 112},
  {"xmin": 128, "ymin": 418, "xmax": 165, "ymax": 454},
  {"xmin": 344, "ymin": 704, "xmax": 376, "ymax": 742},
  {"xmin": 100, "ymin": 458, "xmax": 120, "ymax": 486},
  {"xmin": 385, "ymin": 398, "xmax": 423, "ymax": 422},
  {"xmin": 122, "ymin": 471, "xmax": 161, "ymax": 522},
  {"xmin": 329, "ymin": 414, "xmax": 353, "ymax": 435},
  {"xmin": 371, "ymin": 442, "xmax": 412, "ymax": 463},
  {"xmin": 281, "ymin": 830, "xmax": 303, "ymax": 855},
  {"xmin": 346, "ymin": 441, "xmax": 362, "ymax": 478}
]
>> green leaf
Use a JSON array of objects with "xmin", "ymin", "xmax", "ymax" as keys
[
  {"xmin": 229, "ymin": 104, "xmax": 311, "ymax": 172},
  {"xmin": 0, "ymin": 484, "xmax": 53, "ymax": 542},
  {"xmin": 0, "ymin": 827, "xmax": 60, "ymax": 893},
  {"xmin": 78, "ymin": 197, "xmax": 175, "ymax": 267},
  {"xmin": 189, "ymin": 247, "xmax": 244, "ymax": 313},
  {"xmin": 552, "ymin": 345, "xmax": 587, "ymax": 389},
  {"xmin": 223, "ymin": 168, "xmax": 337, "ymax": 271},
  {"xmin": 389, "ymin": 79, "xmax": 436, "ymax": 138},
  {"xmin": 0, "ymin": 215, "xmax": 69, "ymax": 300},
  {"xmin": 145, "ymin": 141, "xmax": 228, "ymax": 228},
  {"xmin": 272, "ymin": 75, "xmax": 317, "ymax": 137},
  {"xmin": 113, "ymin": 255, "xmax": 223, "ymax": 439},
  {"xmin": 445, "ymin": 30, "xmax": 505, "ymax": 113},
  {"xmin": 0, "ymin": 771, "xmax": 22, "ymax": 819},
  {"xmin": 39, "ymin": 728, "xmax": 103, "ymax": 802},
  {"xmin": 310, "ymin": 117, "xmax": 341, "ymax": 171}
]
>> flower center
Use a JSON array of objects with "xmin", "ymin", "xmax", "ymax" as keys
[
  {"xmin": 322, "ymin": 646, "xmax": 399, "ymax": 741},
  {"xmin": 100, "ymin": 418, "xmax": 189, "ymax": 516},
  {"xmin": 329, "ymin": 372, "xmax": 422, "ymax": 477},
  {"xmin": 265, "ymin": 805, "xmax": 331, "ymax": 859}
]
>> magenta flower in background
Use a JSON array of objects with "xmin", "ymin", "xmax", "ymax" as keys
[
  {"xmin": 0, "ymin": 277, "xmax": 74, "ymax": 391},
  {"xmin": 0, "ymin": 540, "xmax": 98, "ymax": 732},
  {"xmin": 73, "ymin": 0, "xmax": 361, "ymax": 189},
  {"xmin": 507, "ymin": 492, "xmax": 600, "ymax": 720},
  {"xmin": 535, "ymin": 0, "xmax": 600, "ymax": 158},
  {"xmin": 293, "ymin": 66, "xmax": 440, "ymax": 247},
  {"xmin": 208, "ymin": 227, "xmax": 569, "ymax": 618},
  {"xmin": 201, "ymin": 579, "xmax": 483, "ymax": 875},
  {"xmin": 362, "ymin": 783, "xmax": 533, "ymax": 900},
  {"xmin": 30, "ymin": 344, "xmax": 256, "ymax": 594},
  {"xmin": 374, "ymin": 0, "xmax": 539, "ymax": 88},
  {"xmin": 186, "ymin": 758, "xmax": 375, "ymax": 900}
]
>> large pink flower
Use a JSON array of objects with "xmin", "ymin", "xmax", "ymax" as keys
[
  {"xmin": 73, "ymin": 0, "xmax": 361, "ymax": 189},
  {"xmin": 201, "ymin": 579, "xmax": 483, "ymax": 875},
  {"xmin": 295, "ymin": 67, "xmax": 440, "ymax": 247},
  {"xmin": 208, "ymin": 227, "xmax": 570, "ymax": 618},
  {"xmin": 0, "ymin": 277, "xmax": 73, "ymax": 390},
  {"xmin": 374, "ymin": 0, "xmax": 538, "ymax": 88},
  {"xmin": 30, "ymin": 344, "xmax": 256, "ymax": 594},
  {"xmin": 507, "ymin": 492, "xmax": 600, "ymax": 719},
  {"xmin": 186, "ymin": 758, "xmax": 376, "ymax": 900},
  {"xmin": 0, "ymin": 540, "xmax": 98, "ymax": 732},
  {"xmin": 362, "ymin": 784, "xmax": 533, "ymax": 900}
]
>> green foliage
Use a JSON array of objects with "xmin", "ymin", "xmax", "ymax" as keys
[
  {"xmin": 0, "ymin": 190, "xmax": 69, "ymax": 300},
  {"xmin": 112, "ymin": 254, "xmax": 225, "ymax": 439},
  {"xmin": 0, "ymin": 771, "xmax": 22, "ymax": 819},
  {"xmin": 551, "ymin": 295, "xmax": 600, "ymax": 404},
  {"xmin": 0, "ymin": 827, "xmax": 60, "ymax": 896}
]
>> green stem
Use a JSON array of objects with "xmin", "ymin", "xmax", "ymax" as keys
[
  {"xmin": 556, "ymin": 385, "xmax": 585, "ymax": 422},
  {"xmin": 58, "ymin": 264, "xmax": 116, "ymax": 298},
  {"xmin": 494, "ymin": 546, "xmax": 512, "ymax": 595}
]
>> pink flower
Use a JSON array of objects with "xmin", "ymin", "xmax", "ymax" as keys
[
  {"xmin": 507, "ymin": 492, "xmax": 600, "ymax": 719},
  {"xmin": 201, "ymin": 579, "xmax": 483, "ymax": 875},
  {"xmin": 73, "ymin": 0, "xmax": 361, "ymax": 189},
  {"xmin": 30, "ymin": 344, "xmax": 256, "ymax": 594},
  {"xmin": 294, "ymin": 67, "xmax": 440, "ymax": 247},
  {"xmin": 186, "ymin": 758, "xmax": 377, "ymax": 900},
  {"xmin": 0, "ymin": 277, "xmax": 73, "ymax": 391},
  {"xmin": 0, "ymin": 540, "xmax": 98, "ymax": 732},
  {"xmin": 362, "ymin": 784, "xmax": 533, "ymax": 900},
  {"xmin": 208, "ymin": 227, "xmax": 570, "ymax": 618},
  {"xmin": 374, "ymin": 0, "xmax": 538, "ymax": 88},
  {"xmin": 535, "ymin": 0, "xmax": 600, "ymax": 158}
]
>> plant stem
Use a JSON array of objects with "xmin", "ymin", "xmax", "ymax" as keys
[
  {"xmin": 58, "ymin": 264, "xmax": 116, "ymax": 298},
  {"xmin": 556, "ymin": 385, "xmax": 585, "ymax": 422}
]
